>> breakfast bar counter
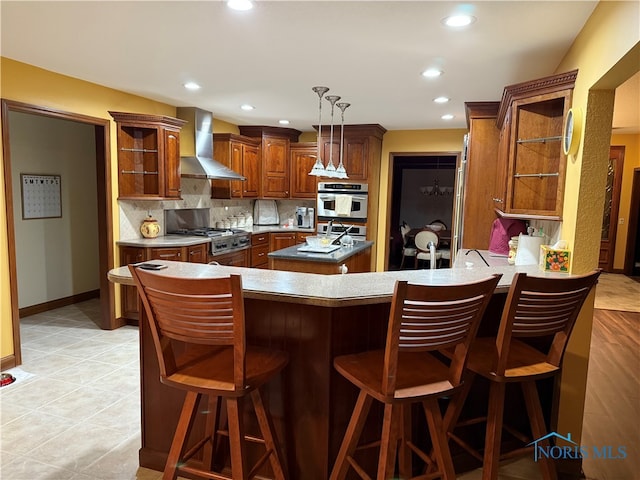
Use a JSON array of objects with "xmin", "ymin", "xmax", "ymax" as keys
[{"xmin": 108, "ymin": 261, "xmax": 569, "ymax": 479}]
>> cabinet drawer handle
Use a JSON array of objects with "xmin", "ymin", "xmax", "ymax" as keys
[
  {"xmin": 513, "ymin": 172, "xmax": 559, "ymax": 178},
  {"xmin": 120, "ymin": 170, "xmax": 159, "ymax": 175},
  {"xmin": 158, "ymin": 253, "xmax": 178, "ymax": 258},
  {"xmin": 258, "ymin": 252, "xmax": 265, "ymax": 257}
]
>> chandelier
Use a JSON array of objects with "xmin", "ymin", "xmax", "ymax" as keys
[
  {"xmin": 420, "ymin": 158, "xmax": 453, "ymax": 196},
  {"xmin": 308, "ymin": 86, "xmax": 351, "ymax": 178}
]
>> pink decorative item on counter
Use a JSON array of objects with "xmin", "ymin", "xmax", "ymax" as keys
[{"xmin": 488, "ymin": 218, "xmax": 527, "ymax": 255}]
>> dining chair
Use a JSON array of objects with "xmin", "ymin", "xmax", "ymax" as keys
[
  {"xmin": 330, "ymin": 274, "xmax": 502, "ymax": 480},
  {"xmin": 444, "ymin": 270, "xmax": 601, "ymax": 480},
  {"xmin": 129, "ymin": 266, "xmax": 289, "ymax": 480},
  {"xmin": 428, "ymin": 220, "xmax": 450, "ymax": 266},
  {"xmin": 400, "ymin": 222, "xmax": 416, "ymax": 269},
  {"xmin": 415, "ymin": 230, "xmax": 442, "ymax": 269}
]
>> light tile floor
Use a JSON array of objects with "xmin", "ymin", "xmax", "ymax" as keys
[{"xmin": 1, "ymin": 274, "xmax": 637, "ymax": 479}]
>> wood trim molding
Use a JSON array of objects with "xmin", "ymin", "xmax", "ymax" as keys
[
  {"xmin": 108, "ymin": 111, "xmax": 187, "ymax": 129},
  {"xmin": 1, "ymin": 354, "xmax": 17, "ymax": 372},
  {"xmin": 496, "ymin": 69, "xmax": 578, "ymax": 128},
  {"xmin": 1, "ymin": 99, "xmax": 117, "ymax": 368},
  {"xmin": 465, "ymin": 101, "xmax": 500, "ymax": 127},
  {"xmin": 238, "ymin": 125, "xmax": 302, "ymax": 141},
  {"xmin": 18, "ymin": 290, "xmax": 100, "ymax": 319}
]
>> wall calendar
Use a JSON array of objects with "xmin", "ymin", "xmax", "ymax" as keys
[{"xmin": 21, "ymin": 174, "xmax": 62, "ymax": 219}]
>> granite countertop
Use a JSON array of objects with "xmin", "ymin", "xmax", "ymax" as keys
[
  {"xmin": 453, "ymin": 249, "xmax": 510, "ymax": 268},
  {"xmin": 108, "ymin": 259, "xmax": 568, "ymax": 308},
  {"xmin": 117, "ymin": 235, "xmax": 212, "ymax": 248},
  {"xmin": 251, "ymin": 225, "xmax": 316, "ymax": 234},
  {"xmin": 268, "ymin": 240, "xmax": 373, "ymax": 264},
  {"xmin": 116, "ymin": 225, "xmax": 316, "ymax": 247}
]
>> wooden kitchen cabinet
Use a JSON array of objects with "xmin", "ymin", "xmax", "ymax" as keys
[
  {"xmin": 262, "ymin": 135, "xmax": 291, "ymax": 198},
  {"xmin": 212, "ymin": 249, "xmax": 249, "ymax": 267},
  {"xmin": 239, "ymin": 126, "xmax": 302, "ymax": 199},
  {"xmin": 148, "ymin": 246, "xmax": 182, "ymax": 261},
  {"xmin": 461, "ymin": 102, "xmax": 501, "ymax": 250},
  {"xmin": 212, "ymin": 134, "xmax": 261, "ymax": 199},
  {"xmin": 118, "ymin": 242, "xmax": 208, "ymax": 322},
  {"xmin": 251, "ymin": 232, "xmax": 270, "ymax": 268},
  {"xmin": 296, "ymin": 232, "xmax": 313, "ymax": 244},
  {"xmin": 119, "ymin": 246, "xmax": 145, "ymax": 322},
  {"xmin": 186, "ymin": 243, "xmax": 208, "ymax": 263},
  {"xmin": 495, "ymin": 70, "xmax": 577, "ymax": 219},
  {"xmin": 290, "ymin": 143, "xmax": 318, "ymax": 198},
  {"xmin": 493, "ymin": 108, "xmax": 511, "ymax": 210},
  {"xmin": 109, "ymin": 111, "xmax": 186, "ymax": 200},
  {"xmin": 317, "ymin": 124, "xmax": 385, "ymax": 182},
  {"xmin": 270, "ymin": 232, "xmax": 297, "ymax": 252}
]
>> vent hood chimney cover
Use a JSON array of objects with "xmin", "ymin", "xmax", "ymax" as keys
[{"xmin": 176, "ymin": 107, "xmax": 245, "ymax": 181}]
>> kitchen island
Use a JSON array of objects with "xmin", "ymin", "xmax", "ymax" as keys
[
  {"xmin": 108, "ymin": 261, "xmax": 570, "ymax": 479},
  {"xmin": 268, "ymin": 240, "xmax": 373, "ymax": 274}
]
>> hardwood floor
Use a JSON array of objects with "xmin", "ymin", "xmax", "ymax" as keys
[{"xmin": 581, "ymin": 308, "xmax": 640, "ymax": 480}]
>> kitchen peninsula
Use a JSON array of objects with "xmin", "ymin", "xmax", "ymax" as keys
[
  {"xmin": 108, "ymin": 260, "xmax": 573, "ymax": 479},
  {"xmin": 268, "ymin": 239, "xmax": 373, "ymax": 274}
]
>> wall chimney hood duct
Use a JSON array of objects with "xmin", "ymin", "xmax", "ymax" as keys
[{"xmin": 176, "ymin": 107, "xmax": 245, "ymax": 181}]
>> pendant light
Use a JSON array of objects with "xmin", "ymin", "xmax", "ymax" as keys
[{"xmin": 309, "ymin": 86, "xmax": 351, "ymax": 178}]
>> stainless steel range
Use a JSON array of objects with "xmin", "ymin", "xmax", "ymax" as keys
[{"xmin": 165, "ymin": 208, "xmax": 251, "ymax": 257}]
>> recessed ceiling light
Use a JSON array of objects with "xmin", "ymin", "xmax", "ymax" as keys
[
  {"xmin": 227, "ymin": 0, "xmax": 254, "ymax": 11},
  {"xmin": 279, "ymin": 120, "xmax": 290, "ymax": 125},
  {"xmin": 441, "ymin": 114, "xmax": 455, "ymax": 120},
  {"xmin": 421, "ymin": 68, "xmax": 443, "ymax": 78},
  {"xmin": 183, "ymin": 82, "xmax": 201, "ymax": 91},
  {"xmin": 240, "ymin": 104, "xmax": 255, "ymax": 111},
  {"xmin": 443, "ymin": 14, "xmax": 476, "ymax": 27},
  {"xmin": 433, "ymin": 96, "xmax": 450, "ymax": 104}
]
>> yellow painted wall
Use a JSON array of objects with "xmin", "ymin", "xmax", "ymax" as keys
[
  {"xmin": 375, "ymin": 129, "xmax": 467, "ymax": 271},
  {"xmin": 551, "ymin": 1, "xmax": 639, "ymax": 443},
  {"xmin": 0, "ymin": 58, "xmax": 177, "ymax": 359},
  {"xmin": 611, "ymin": 133, "xmax": 640, "ymax": 270}
]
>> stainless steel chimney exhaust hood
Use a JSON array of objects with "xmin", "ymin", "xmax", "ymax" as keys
[{"xmin": 176, "ymin": 107, "xmax": 245, "ymax": 181}]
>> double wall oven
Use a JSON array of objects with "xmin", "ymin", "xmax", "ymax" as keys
[{"xmin": 316, "ymin": 182, "xmax": 368, "ymax": 239}]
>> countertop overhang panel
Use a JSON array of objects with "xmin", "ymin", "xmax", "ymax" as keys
[{"xmin": 108, "ymin": 253, "xmax": 570, "ymax": 307}]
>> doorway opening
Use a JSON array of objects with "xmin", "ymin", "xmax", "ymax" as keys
[
  {"xmin": 1, "ymin": 100, "xmax": 115, "ymax": 369},
  {"xmin": 388, "ymin": 153, "xmax": 458, "ymax": 271},
  {"xmin": 625, "ymin": 168, "xmax": 640, "ymax": 277}
]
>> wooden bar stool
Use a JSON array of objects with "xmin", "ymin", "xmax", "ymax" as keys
[
  {"xmin": 129, "ymin": 266, "xmax": 289, "ymax": 480},
  {"xmin": 444, "ymin": 270, "xmax": 601, "ymax": 480},
  {"xmin": 330, "ymin": 274, "xmax": 501, "ymax": 480}
]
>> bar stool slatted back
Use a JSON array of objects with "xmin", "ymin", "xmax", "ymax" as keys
[
  {"xmin": 129, "ymin": 266, "xmax": 288, "ymax": 480},
  {"xmin": 445, "ymin": 270, "xmax": 601, "ymax": 480},
  {"xmin": 330, "ymin": 274, "xmax": 501, "ymax": 480}
]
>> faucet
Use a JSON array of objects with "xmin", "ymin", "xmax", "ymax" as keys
[
  {"xmin": 325, "ymin": 220, "xmax": 334, "ymax": 237},
  {"xmin": 465, "ymin": 249, "xmax": 490, "ymax": 267}
]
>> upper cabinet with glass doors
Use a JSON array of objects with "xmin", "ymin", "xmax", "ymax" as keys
[
  {"xmin": 494, "ymin": 70, "xmax": 577, "ymax": 219},
  {"xmin": 110, "ymin": 111, "xmax": 186, "ymax": 200}
]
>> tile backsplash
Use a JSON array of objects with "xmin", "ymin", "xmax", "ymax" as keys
[{"xmin": 118, "ymin": 178, "xmax": 314, "ymax": 239}]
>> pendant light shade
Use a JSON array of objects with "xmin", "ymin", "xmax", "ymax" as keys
[{"xmin": 309, "ymin": 86, "xmax": 350, "ymax": 179}]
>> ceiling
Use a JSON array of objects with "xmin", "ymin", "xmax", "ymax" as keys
[{"xmin": 1, "ymin": 1, "xmax": 636, "ymax": 133}]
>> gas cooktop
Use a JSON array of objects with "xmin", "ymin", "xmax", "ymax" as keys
[{"xmin": 169, "ymin": 227, "xmax": 248, "ymax": 238}]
